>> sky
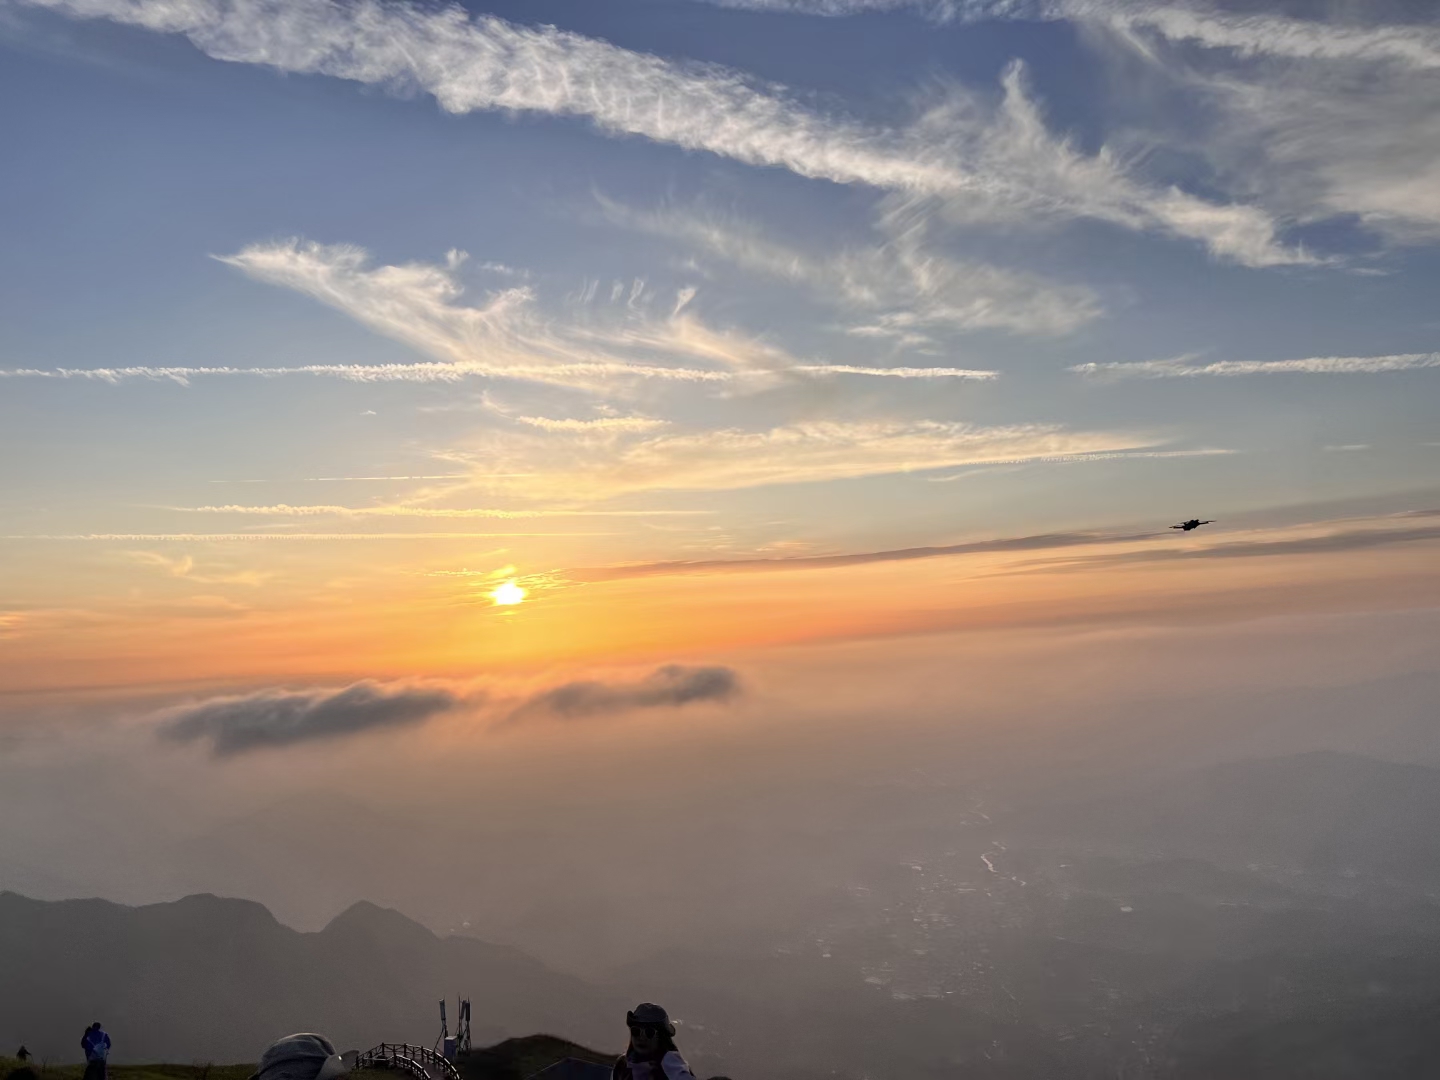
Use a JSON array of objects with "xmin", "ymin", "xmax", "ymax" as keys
[{"xmin": 2, "ymin": 0, "xmax": 1440, "ymax": 939}]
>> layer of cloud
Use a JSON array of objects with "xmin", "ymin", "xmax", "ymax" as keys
[
  {"xmin": 1058, "ymin": 4, "xmax": 1440, "ymax": 244},
  {"xmin": 573, "ymin": 529, "xmax": 1152, "ymax": 580},
  {"xmin": 16, "ymin": 0, "xmax": 1302, "ymax": 264},
  {"xmin": 692, "ymin": 0, "xmax": 1440, "ymax": 70},
  {"xmin": 508, "ymin": 664, "xmax": 740, "ymax": 722},
  {"xmin": 177, "ymin": 504, "xmax": 703, "ymax": 518},
  {"xmin": 1073, "ymin": 352, "xmax": 1440, "ymax": 380},
  {"xmin": 514, "ymin": 416, "xmax": 670, "ymax": 433},
  {"xmin": 894, "ymin": 60, "xmax": 1311, "ymax": 268},
  {"xmin": 452, "ymin": 419, "xmax": 1157, "ymax": 498},
  {"xmin": 159, "ymin": 679, "xmax": 467, "ymax": 755},
  {"xmin": 602, "ymin": 197, "xmax": 1102, "ymax": 337},
  {"xmin": 692, "ymin": 0, "xmax": 1440, "ymax": 245},
  {"xmin": 0, "ymin": 532, "xmax": 605, "ymax": 541},
  {"xmin": 218, "ymin": 240, "xmax": 751, "ymax": 389},
  {"xmin": 211, "ymin": 240, "xmax": 998, "ymax": 387},
  {"xmin": 125, "ymin": 551, "xmax": 270, "ymax": 586},
  {"xmin": 0, "ymin": 360, "xmax": 728, "ymax": 386},
  {"xmin": 1034, "ymin": 522, "xmax": 1440, "ymax": 572}
]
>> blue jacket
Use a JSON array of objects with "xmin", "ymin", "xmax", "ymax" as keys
[{"xmin": 82, "ymin": 1028, "xmax": 111, "ymax": 1062}]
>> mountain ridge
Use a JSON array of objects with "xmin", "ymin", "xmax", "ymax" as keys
[{"xmin": 0, "ymin": 891, "xmax": 619, "ymax": 1066}]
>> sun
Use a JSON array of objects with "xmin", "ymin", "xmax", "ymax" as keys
[{"xmin": 489, "ymin": 580, "xmax": 527, "ymax": 606}]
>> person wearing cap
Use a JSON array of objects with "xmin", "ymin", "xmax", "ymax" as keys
[
  {"xmin": 251, "ymin": 1034, "xmax": 353, "ymax": 1080},
  {"xmin": 612, "ymin": 1003, "xmax": 697, "ymax": 1080}
]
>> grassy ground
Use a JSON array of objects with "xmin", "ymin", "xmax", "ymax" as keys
[
  {"xmin": 0, "ymin": 1038, "xmax": 613, "ymax": 1080},
  {"xmin": 458, "ymin": 1035, "xmax": 612, "ymax": 1080},
  {"xmin": 1, "ymin": 1061, "xmax": 254, "ymax": 1080}
]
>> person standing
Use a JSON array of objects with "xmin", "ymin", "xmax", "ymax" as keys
[
  {"xmin": 15, "ymin": 1047, "xmax": 30, "ymax": 1064},
  {"xmin": 612, "ymin": 1004, "xmax": 697, "ymax": 1080},
  {"xmin": 81, "ymin": 1022, "xmax": 111, "ymax": 1080}
]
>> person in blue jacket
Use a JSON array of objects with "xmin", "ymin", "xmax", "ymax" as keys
[{"xmin": 81, "ymin": 1022, "xmax": 111, "ymax": 1080}]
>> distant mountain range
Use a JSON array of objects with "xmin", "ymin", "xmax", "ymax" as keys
[{"xmin": 0, "ymin": 893, "xmax": 619, "ymax": 1065}]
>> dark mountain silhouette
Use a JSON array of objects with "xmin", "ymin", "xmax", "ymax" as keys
[{"xmin": 0, "ymin": 892, "xmax": 618, "ymax": 1065}]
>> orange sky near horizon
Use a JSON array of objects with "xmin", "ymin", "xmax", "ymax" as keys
[{"xmin": 3, "ymin": 514, "xmax": 1438, "ymax": 700}]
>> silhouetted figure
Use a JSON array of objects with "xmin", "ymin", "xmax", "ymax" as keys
[
  {"xmin": 251, "ymin": 1033, "xmax": 353, "ymax": 1080},
  {"xmin": 13, "ymin": 1049, "xmax": 28, "ymax": 1064},
  {"xmin": 1170, "ymin": 518, "xmax": 1214, "ymax": 531},
  {"xmin": 81, "ymin": 1023, "xmax": 110, "ymax": 1080},
  {"xmin": 612, "ymin": 1003, "xmax": 697, "ymax": 1080}
]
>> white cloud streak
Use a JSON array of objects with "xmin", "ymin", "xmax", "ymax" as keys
[
  {"xmin": 1090, "ymin": 5, "xmax": 1440, "ymax": 71},
  {"xmin": 14, "ymin": 0, "xmax": 1303, "ymax": 264},
  {"xmin": 0, "ymin": 532, "xmax": 609, "ymax": 541},
  {"xmin": 178, "ymin": 504, "xmax": 704, "ymax": 517},
  {"xmin": 689, "ymin": 0, "xmax": 1440, "ymax": 71},
  {"xmin": 3, "ymin": 240, "xmax": 1001, "ymax": 386},
  {"xmin": 1073, "ymin": 353, "xmax": 1440, "ymax": 380},
  {"xmin": 454, "ymin": 419, "xmax": 1157, "ymax": 497},
  {"xmin": 927, "ymin": 446, "xmax": 1234, "ymax": 479},
  {"xmin": 685, "ymin": 1, "xmax": 1440, "ymax": 245},
  {"xmin": 0, "ymin": 360, "xmax": 729, "ymax": 386},
  {"xmin": 794, "ymin": 365, "xmax": 996, "ymax": 379},
  {"xmin": 514, "ymin": 416, "xmax": 671, "ymax": 433},
  {"xmin": 602, "ymin": 197, "xmax": 1102, "ymax": 336}
]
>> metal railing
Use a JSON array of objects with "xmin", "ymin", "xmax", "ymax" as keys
[{"xmin": 355, "ymin": 1043, "xmax": 461, "ymax": 1080}]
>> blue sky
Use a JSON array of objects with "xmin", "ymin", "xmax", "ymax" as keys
[{"xmin": 1, "ymin": 0, "xmax": 1439, "ymax": 669}]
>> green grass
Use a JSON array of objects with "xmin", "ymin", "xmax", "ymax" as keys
[{"xmin": 1, "ymin": 1060, "xmax": 254, "ymax": 1080}]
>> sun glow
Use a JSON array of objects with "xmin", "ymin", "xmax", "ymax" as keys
[{"xmin": 489, "ymin": 580, "xmax": 528, "ymax": 606}]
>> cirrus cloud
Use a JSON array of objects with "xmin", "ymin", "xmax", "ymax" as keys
[{"xmin": 14, "ymin": 0, "xmax": 1306, "ymax": 265}]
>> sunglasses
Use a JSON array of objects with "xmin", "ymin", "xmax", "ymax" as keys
[{"xmin": 629, "ymin": 1026, "xmax": 664, "ymax": 1039}]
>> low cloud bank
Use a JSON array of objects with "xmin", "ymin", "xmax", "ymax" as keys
[
  {"xmin": 510, "ymin": 665, "xmax": 740, "ymax": 722},
  {"xmin": 160, "ymin": 680, "xmax": 466, "ymax": 756}
]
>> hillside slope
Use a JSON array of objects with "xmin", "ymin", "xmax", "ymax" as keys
[{"xmin": 0, "ymin": 893, "xmax": 618, "ymax": 1065}]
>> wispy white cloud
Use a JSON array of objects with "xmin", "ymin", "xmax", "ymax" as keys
[
  {"xmin": 0, "ymin": 359, "xmax": 730, "ymax": 386},
  {"xmin": 690, "ymin": 0, "xmax": 1440, "ymax": 70},
  {"xmin": 16, "ymin": 0, "xmax": 960, "ymax": 190},
  {"xmin": 1058, "ymin": 5, "xmax": 1440, "ymax": 243},
  {"xmin": 688, "ymin": 0, "xmax": 1440, "ymax": 246},
  {"xmin": 15, "ymin": 0, "xmax": 1303, "ymax": 264},
  {"xmin": 218, "ymin": 239, "xmax": 754, "ymax": 388},
  {"xmin": 450, "ymin": 419, "xmax": 1156, "ymax": 498},
  {"xmin": 688, "ymin": 0, "xmax": 984, "ymax": 17},
  {"xmin": 601, "ymin": 196, "xmax": 1102, "ymax": 336},
  {"xmin": 895, "ymin": 60, "xmax": 1313, "ymax": 268},
  {"xmin": 1092, "ymin": 5, "xmax": 1440, "ymax": 70},
  {"xmin": 0, "ymin": 532, "xmax": 611, "ymax": 541},
  {"xmin": 927, "ymin": 446, "xmax": 1234, "ymax": 479},
  {"xmin": 794, "ymin": 365, "xmax": 995, "ymax": 379},
  {"xmin": 178, "ymin": 504, "xmax": 704, "ymax": 518},
  {"xmin": 125, "ymin": 550, "xmax": 271, "ymax": 585},
  {"xmin": 1073, "ymin": 352, "xmax": 1440, "ymax": 380},
  {"xmin": 4, "ymin": 240, "xmax": 1002, "ymax": 386},
  {"xmin": 514, "ymin": 415, "xmax": 670, "ymax": 433},
  {"xmin": 206, "ymin": 475, "xmax": 473, "ymax": 483}
]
